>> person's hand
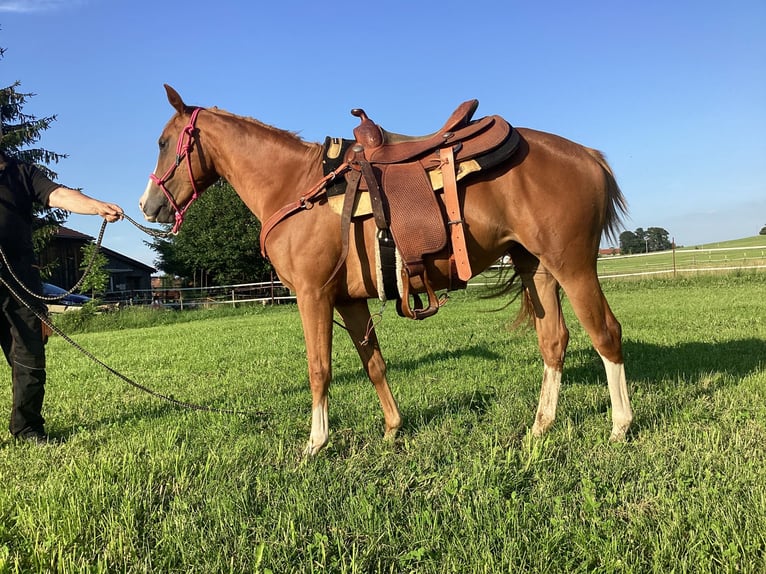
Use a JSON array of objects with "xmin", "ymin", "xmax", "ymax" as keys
[{"xmin": 97, "ymin": 202, "xmax": 124, "ymax": 223}]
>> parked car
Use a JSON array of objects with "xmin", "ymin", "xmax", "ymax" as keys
[{"xmin": 42, "ymin": 283, "xmax": 91, "ymax": 307}]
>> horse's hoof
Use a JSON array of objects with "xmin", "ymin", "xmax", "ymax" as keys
[
  {"xmin": 303, "ymin": 441, "xmax": 324, "ymax": 457},
  {"xmin": 609, "ymin": 426, "xmax": 630, "ymax": 442},
  {"xmin": 531, "ymin": 418, "xmax": 553, "ymax": 437},
  {"xmin": 383, "ymin": 428, "xmax": 399, "ymax": 442}
]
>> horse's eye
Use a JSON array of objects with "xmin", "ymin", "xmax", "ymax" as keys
[{"xmin": 158, "ymin": 139, "xmax": 168, "ymax": 150}]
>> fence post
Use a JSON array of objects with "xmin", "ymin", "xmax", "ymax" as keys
[
  {"xmin": 672, "ymin": 238, "xmax": 676, "ymax": 278},
  {"xmin": 270, "ymin": 272, "xmax": 275, "ymax": 305}
]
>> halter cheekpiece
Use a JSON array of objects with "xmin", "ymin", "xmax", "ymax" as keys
[{"xmin": 149, "ymin": 107, "xmax": 203, "ymax": 234}]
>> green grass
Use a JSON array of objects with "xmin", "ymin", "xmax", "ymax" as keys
[
  {"xmin": 597, "ymin": 236, "xmax": 766, "ymax": 278},
  {"xmin": 689, "ymin": 235, "xmax": 766, "ymax": 249},
  {"xmin": 1, "ymin": 272, "xmax": 765, "ymax": 572}
]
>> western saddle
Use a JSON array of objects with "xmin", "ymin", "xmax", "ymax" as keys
[{"xmin": 332, "ymin": 99, "xmax": 520, "ymax": 320}]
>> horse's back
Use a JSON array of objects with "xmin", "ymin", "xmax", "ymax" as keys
[{"xmin": 463, "ymin": 127, "xmax": 624, "ymax": 269}]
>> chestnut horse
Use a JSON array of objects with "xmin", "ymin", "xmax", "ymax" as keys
[{"xmin": 139, "ymin": 85, "xmax": 633, "ymax": 455}]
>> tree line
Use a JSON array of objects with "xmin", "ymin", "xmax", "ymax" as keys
[{"xmin": 619, "ymin": 227, "xmax": 673, "ymax": 254}]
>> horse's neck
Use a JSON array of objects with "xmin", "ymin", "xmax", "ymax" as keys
[{"xmin": 207, "ymin": 112, "xmax": 324, "ymax": 222}]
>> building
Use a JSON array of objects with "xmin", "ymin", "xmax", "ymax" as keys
[{"xmin": 38, "ymin": 226, "xmax": 155, "ymax": 299}]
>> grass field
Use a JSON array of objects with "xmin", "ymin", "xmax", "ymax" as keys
[
  {"xmin": 597, "ymin": 235, "xmax": 766, "ymax": 278},
  {"xmin": 1, "ymin": 271, "xmax": 765, "ymax": 573}
]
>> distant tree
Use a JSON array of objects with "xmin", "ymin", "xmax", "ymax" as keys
[
  {"xmin": 1, "ymin": 45, "xmax": 68, "ymax": 263},
  {"xmin": 148, "ymin": 180, "xmax": 271, "ymax": 285},
  {"xmin": 760, "ymin": 225, "xmax": 766, "ymax": 236},
  {"xmin": 619, "ymin": 227, "xmax": 672, "ymax": 254},
  {"xmin": 78, "ymin": 243, "xmax": 110, "ymax": 299},
  {"xmin": 645, "ymin": 227, "xmax": 672, "ymax": 252},
  {"xmin": 619, "ymin": 230, "xmax": 643, "ymax": 254}
]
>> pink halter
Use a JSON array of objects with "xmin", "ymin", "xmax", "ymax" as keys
[{"xmin": 149, "ymin": 107, "xmax": 203, "ymax": 234}]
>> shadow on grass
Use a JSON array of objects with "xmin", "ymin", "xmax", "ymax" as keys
[
  {"xmin": 564, "ymin": 337, "xmax": 766, "ymax": 385},
  {"xmin": 58, "ymin": 337, "xmax": 760, "ymax": 444},
  {"xmin": 398, "ymin": 388, "xmax": 499, "ymax": 436},
  {"xmin": 370, "ymin": 337, "xmax": 765, "ymax": 440},
  {"xmin": 562, "ymin": 337, "xmax": 766, "ymax": 437},
  {"xmin": 330, "ymin": 344, "xmax": 503, "ymax": 387},
  {"xmin": 331, "ymin": 344, "xmax": 504, "ymax": 438}
]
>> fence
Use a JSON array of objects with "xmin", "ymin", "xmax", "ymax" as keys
[
  {"xmin": 467, "ymin": 244, "xmax": 766, "ymax": 288},
  {"xmin": 105, "ymin": 277, "xmax": 295, "ymax": 309},
  {"xmin": 105, "ymin": 245, "xmax": 765, "ymax": 307},
  {"xmin": 596, "ymin": 245, "xmax": 766, "ymax": 279}
]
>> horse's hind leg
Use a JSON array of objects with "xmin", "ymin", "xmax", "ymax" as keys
[
  {"xmin": 557, "ymin": 269, "xmax": 633, "ymax": 440},
  {"xmin": 513, "ymin": 249, "xmax": 570, "ymax": 436},
  {"xmin": 335, "ymin": 300, "xmax": 402, "ymax": 440}
]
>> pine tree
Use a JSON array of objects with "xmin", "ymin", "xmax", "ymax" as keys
[{"xmin": 1, "ymin": 45, "xmax": 69, "ymax": 256}]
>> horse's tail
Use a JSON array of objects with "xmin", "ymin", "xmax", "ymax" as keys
[
  {"xmin": 480, "ymin": 265, "xmax": 536, "ymax": 329},
  {"xmin": 585, "ymin": 147, "xmax": 628, "ymax": 244}
]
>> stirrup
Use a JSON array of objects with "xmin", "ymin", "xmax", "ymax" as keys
[{"xmin": 398, "ymin": 267, "xmax": 441, "ymax": 320}]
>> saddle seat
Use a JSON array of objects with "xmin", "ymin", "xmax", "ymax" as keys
[
  {"xmin": 350, "ymin": 99, "xmax": 479, "ymax": 160},
  {"xmin": 346, "ymin": 99, "xmax": 509, "ymax": 168}
]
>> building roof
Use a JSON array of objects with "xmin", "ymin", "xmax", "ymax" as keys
[
  {"xmin": 53, "ymin": 226, "xmax": 94, "ymax": 241},
  {"xmin": 100, "ymin": 245, "xmax": 155, "ymax": 272},
  {"xmin": 54, "ymin": 225, "xmax": 155, "ymax": 272}
]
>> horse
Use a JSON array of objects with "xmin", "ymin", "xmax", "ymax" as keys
[{"xmin": 139, "ymin": 85, "xmax": 633, "ymax": 455}]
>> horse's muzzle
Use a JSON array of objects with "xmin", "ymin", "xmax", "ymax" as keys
[{"xmin": 139, "ymin": 186, "xmax": 175, "ymax": 223}]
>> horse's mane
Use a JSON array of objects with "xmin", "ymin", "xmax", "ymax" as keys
[{"xmin": 207, "ymin": 106, "xmax": 309, "ymax": 145}]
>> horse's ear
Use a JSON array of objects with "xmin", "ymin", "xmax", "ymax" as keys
[{"xmin": 164, "ymin": 84, "xmax": 186, "ymax": 115}]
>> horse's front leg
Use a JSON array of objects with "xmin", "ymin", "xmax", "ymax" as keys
[
  {"xmin": 335, "ymin": 300, "xmax": 402, "ymax": 440},
  {"xmin": 296, "ymin": 292, "xmax": 335, "ymax": 456}
]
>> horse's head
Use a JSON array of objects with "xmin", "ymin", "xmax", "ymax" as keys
[{"xmin": 139, "ymin": 85, "xmax": 218, "ymax": 232}]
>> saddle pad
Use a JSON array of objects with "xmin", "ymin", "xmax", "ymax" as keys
[{"xmin": 382, "ymin": 162, "xmax": 447, "ymax": 263}]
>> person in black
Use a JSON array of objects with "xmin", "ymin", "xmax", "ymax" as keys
[{"xmin": 0, "ymin": 131, "xmax": 123, "ymax": 443}]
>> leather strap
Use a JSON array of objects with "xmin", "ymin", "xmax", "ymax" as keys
[
  {"xmin": 440, "ymin": 146, "xmax": 472, "ymax": 281},
  {"xmin": 358, "ymin": 157, "xmax": 402, "ymax": 302},
  {"xmin": 358, "ymin": 159, "xmax": 389, "ymax": 230},
  {"xmin": 322, "ymin": 168, "xmax": 361, "ymax": 287},
  {"xmin": 378, "ymin": 229, "xmax": 399, "ymax": 301},
  {"xmin": 260, "ymin": 162, "xmax": 350, "ymax": 258}
]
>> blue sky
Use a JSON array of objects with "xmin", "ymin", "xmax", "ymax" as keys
[{"xmin": 2, "ymin": 0, "xmax": 764, "ymax": 267}]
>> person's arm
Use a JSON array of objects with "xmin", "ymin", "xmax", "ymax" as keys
[{"xmin": 47, "ymin": 187, "xmax": 124, "ymax": 222}]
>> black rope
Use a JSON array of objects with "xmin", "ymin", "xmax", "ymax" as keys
[
  {"xmin": 0, "ymin": 219, "xmax": 109, "ymax": 303},
  {"xmin": 122, "ymin": 213, "xmax": 175, "ymax": 239}
]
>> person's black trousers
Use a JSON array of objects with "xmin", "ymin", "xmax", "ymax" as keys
[{"xmin": 0, "ymin": 271, "xmax": 47, "ymax": 436}]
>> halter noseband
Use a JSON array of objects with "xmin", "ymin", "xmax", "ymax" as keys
[{"xmin": 149, "ymin": 107, "xmax": 203, "ymax": 234}]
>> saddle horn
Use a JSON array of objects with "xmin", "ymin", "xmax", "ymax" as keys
[{"xmin": 351, "ymin": 108, "xmax": 383, "ymax": 149}]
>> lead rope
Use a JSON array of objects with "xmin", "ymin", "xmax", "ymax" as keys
[
  {"xmin": 0, "ymin": 222, "xmax": 264, "ymax": 418},
  {"xmin": 0, "ymin": 219, "xmax": 110, "ymax": 304},
  {"xmin": 122, "ymin": 212, "xmax": 174, "ymax": 239}
]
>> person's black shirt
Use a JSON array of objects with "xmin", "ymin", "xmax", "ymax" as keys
[{"xmin": 0, "ymin": 154, "xmax": 59, "ymax": 259}]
